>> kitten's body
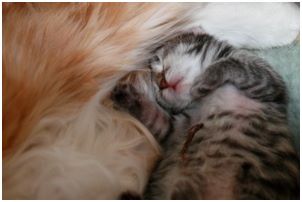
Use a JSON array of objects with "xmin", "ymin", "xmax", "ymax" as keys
[{"xmin": 112, "ymin": 34, "xmax": 299, "ymax": 199}]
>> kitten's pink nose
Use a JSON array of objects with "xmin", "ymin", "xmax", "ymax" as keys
[{"xmin": 159, "ymin": 78, "xmax": 181, "ymax": 91}]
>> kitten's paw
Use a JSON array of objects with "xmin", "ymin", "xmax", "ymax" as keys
[
  {"xmin": 191, "ymin": 85, "xmax": 212, "ymax": 99},
  {"xmin": 111, "ymin": 83, "xmax": 143, "ymax": 117},
  {"xmin": 191, "ymin": 76, "xmax": 219, "ymax": 99}
]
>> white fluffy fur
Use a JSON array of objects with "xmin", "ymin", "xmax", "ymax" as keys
[
  {"xmin": 3, "ymin": 3, "xmax": 299, "ymax": 199},
  {"xmin": 194, "ymin": 3, "xmax": 300, "ymax": 48},
  {"xmin": 4, "ymin": 90, "xmax": 161, "ymax": 199}
]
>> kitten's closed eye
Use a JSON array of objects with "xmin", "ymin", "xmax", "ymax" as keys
[
  {"xmin": 152, "ymin": 55, "xmax": 160, "ymax": 63},
  {"xmin": 150, "ymin": 47, "xmax": 166, "ymax": 73}
]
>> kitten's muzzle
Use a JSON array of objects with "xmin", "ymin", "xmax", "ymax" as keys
[{"xmin": 159, "ymin": 76, "xmax": 182, "ymax": 91}]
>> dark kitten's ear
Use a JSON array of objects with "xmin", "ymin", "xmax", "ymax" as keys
[{"xmin": 149, "ymin": 47, "xmax": 164, "ymax": 72}]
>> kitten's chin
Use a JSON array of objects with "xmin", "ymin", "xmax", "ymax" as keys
[{"xmin": 156, "ymin": 89, "xmax": 191, "ymax": 113}]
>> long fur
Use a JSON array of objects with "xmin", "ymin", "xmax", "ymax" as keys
[{"xmin": 3, "ymin": 3, "xmax": 299, "ymax": 199}]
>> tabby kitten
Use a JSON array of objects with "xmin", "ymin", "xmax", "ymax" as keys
[{"xmin": 111, "ymin": 33, "xmax": 299, "ymax": 199}]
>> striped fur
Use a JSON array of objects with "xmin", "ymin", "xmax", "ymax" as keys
[{"xmin": 112, "ymin": 33, "xmax": 299, "ymax": 199}]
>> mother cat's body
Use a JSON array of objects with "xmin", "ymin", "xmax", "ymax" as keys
[{"xmin": 112, "ymin": 34, "xmax": 299, "ymax": 199}]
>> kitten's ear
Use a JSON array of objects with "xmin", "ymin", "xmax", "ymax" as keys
[{"xmin": 150, "ymin": 47, "xmax": 164, "ymax": 73}]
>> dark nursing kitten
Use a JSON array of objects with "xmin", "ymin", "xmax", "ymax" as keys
[{"xmin": 111, "ymin": 33, "xmax": 299, "ymax": 199}]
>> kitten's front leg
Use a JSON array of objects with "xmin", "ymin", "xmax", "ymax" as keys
[
  {"xmin": 111, "ymin": 74, "xmax": 173, "ymax": 143},
  {"xmin": 191, "ymin": 53, "xmax": 287, "ymax": 105}
]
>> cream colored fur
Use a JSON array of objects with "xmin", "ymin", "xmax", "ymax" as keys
[{"xmin": 3, "ymin": 3, "xmax": 299, "ymax": 199}]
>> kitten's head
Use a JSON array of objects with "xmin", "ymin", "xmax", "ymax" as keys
[{"xmin": 150, "ymin": 36, "xmax": 203, "ymax": 112}]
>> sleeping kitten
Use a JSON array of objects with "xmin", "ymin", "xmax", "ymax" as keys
[{"xmin": 111, "ymin": 33, "xmax": 299, "ymax": 199}]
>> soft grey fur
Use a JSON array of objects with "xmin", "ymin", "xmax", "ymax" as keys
[{"xmin": 111, "ymin": 34, "xmax": 299, "ymax": 199}]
